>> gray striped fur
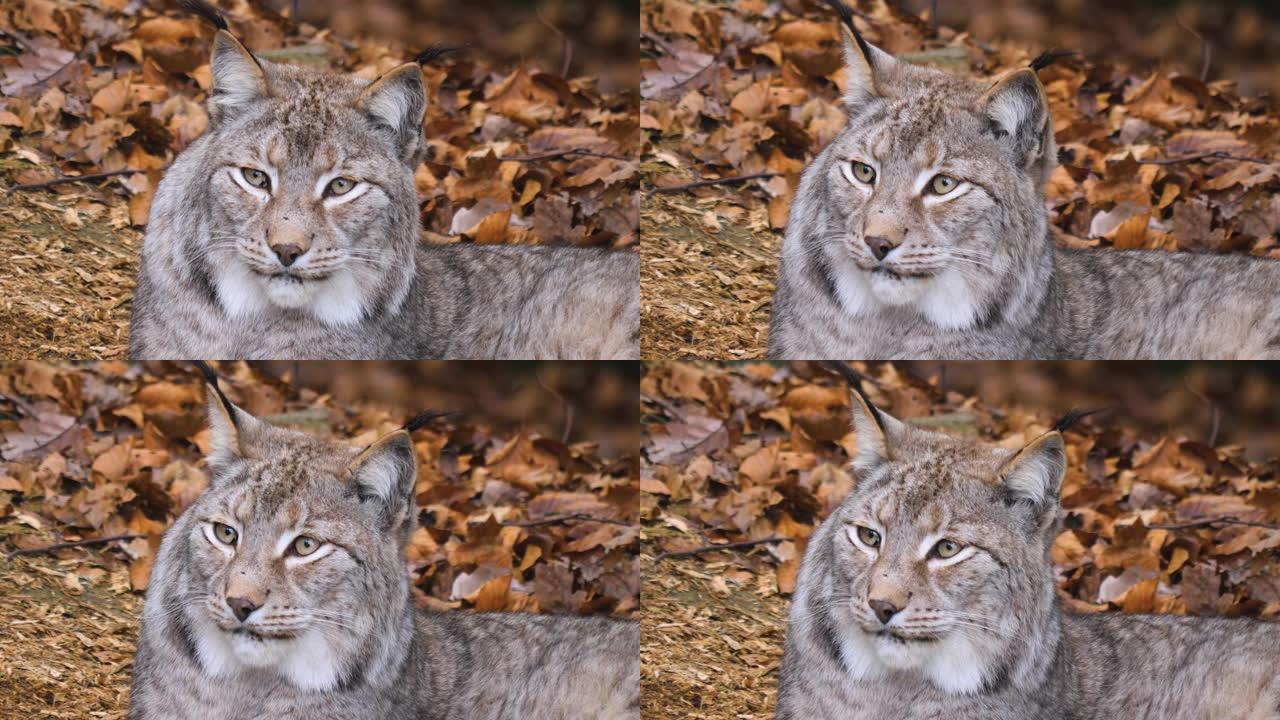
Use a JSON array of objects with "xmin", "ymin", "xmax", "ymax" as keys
[
  {"xmin": 129, "ymin": 390, "xmax": 638, "ymax": 720},
  {"xmin": 128, "ymin": 32, "xmax": 637, "ymax": 360},
  {"xmin": 777, "ymin": 396, "xmax": 1280, "ymax": 719},
  {"xmin": 768, "ymin": 30, "xmax": 1280, "ymax": 360}
]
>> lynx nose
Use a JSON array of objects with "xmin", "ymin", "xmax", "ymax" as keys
[
  {"xmin": 869, "ymin": 598, "xmax": 901, "ymax": 624},
  {"xmin": 864, "ymin": 235, "xmax": 898, "ymax": 261},
  {"xmin": 227, "ymin": 596, "xmax": 262, "ymax": 622},
  {"xmin": 270, "ymin": 243, "xmax": 305, "ymax": 267}
]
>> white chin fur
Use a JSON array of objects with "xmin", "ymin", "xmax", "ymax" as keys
[
  {"xmin": 921, "ymin": 632, "xmax": 995, "ymax": 695},
  {"xmin": 857, "ymin": 630, "xmax": 992, "ymax": 696},
  {"xmin": 842, "ymin": 266, "xmax": 981, "ymax": 331},
  {"xmin": 215, "ymin": 263, "xmax": 369, "ymax": 326},
  {"xmin": 193, "ymin": 619, "xmax": 343, "ymax": 691},
  {"xmin": 834, "ymin": 619, "xmax": 994, "ymax": 696},
  {"xmin": 867, "ymin": 271, "xmax": 929, "ymax": 307}
]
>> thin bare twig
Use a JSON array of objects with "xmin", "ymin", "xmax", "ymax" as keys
[
  {"xmin": 7, "ymin": 533, "xmax": 143, "ymax": 560},
  {"xmin": 501, "ymin": 513, "xmax": 631, "ymax": 528},
  {"xmin": 1137, "ymin": 151, "xmax": 1272, "ymax": 166},
  {"xmin": 655, "ymin": 537, "xmax": 784, "ymax": 562},
  {"xmin": 8, "ymin": 168, "xmax": 143, "ymax": 194},
  {"xmin": 648, "ymin": 171, "xmax": 780, "ymax": 196},
  {"xmin": 536, "ymin": 9, "xmax": 573, "ymax": 78},
  {"xmin": 1185, "ymin": 384, "xmax": 1222, "ymax": 447},
  {"xmin": 499, "ymin": 148, "xmax": 629, "ymax": 162},
  {"xmin": 1148, "ymin": 516, "xmax": 1279, "ymax": 531},
  {"xmin": 1178, "ymin": 20, "xmax": 1212, "ymax": 82},
  {"xmin": 536, "ymin": 372, "xmax": 575, "ymax": 444}
]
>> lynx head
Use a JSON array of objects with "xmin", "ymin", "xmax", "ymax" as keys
[
  {"xmin": 805, "ymin": 8, "xmax": 1055, "ymax": 330},
  {"xmin": 173, "ymin": 380, "xmax": 419, "ymax": 691},
  {"xmin": 812, "ymin": 387, "xmax": 1065, "ymax": 694},
  {"xmin": 195, "ymin": 27, "xmax": 429, "ymax": 324}
]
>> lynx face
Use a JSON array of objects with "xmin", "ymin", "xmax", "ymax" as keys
[
  {"xmin": 200, "ymin": 34, "xmax": 423, "ymax": 325},
  {"xmin": 176, "ymin": 386, "xmax": 417, "ymax": 691},
  {"xmin": 813, "ymin": 391, "xmax": 1065, "ymax": 694},
  {"xmin": 810, "ymin": 30, "xmax": 1055, "ymax": 329}
]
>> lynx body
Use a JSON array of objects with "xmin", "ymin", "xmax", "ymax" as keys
[
  {"xmin": 776, "ymin": 384, "xmax": 1280, "ymax": 719},
  {"xmin": 768, "ymin": 8, "xmax": 1280, "ymax": 360},
  {"xmin": 129, "ymin": 382, "xmax": 638, "ymax": 720},
  {"xmin": 129, "ymin": 23, "xmax": 637, "ymax": 360}
]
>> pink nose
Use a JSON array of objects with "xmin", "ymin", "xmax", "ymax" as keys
[
  {"xmin": 270, "ymin": 243, "xmax": 304, "ymax": 267},
  {"xmin": 864, "ymin": 235, "xmax": 898, "ymax": 261},
  {"xmin": 226, "ymin": 596, "xmax": 261, "ymax": 622}
]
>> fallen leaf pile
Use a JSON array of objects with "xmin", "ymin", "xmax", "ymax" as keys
[
  {"xmin": 0, "ymin": 361, "xmax": 639, "ymax": 617},
  {"xmin": 642, "ymin": 361, "xmax": 1280, "ymax": 617},
  {"xmin": 0, "ymin": 0, "xmax": 639, "ymax": 245},
  {"xmin": 0, "ymin": 0, "xmax": 638, "ymax": 359},
  {"xmin": 639, "ymin": 0, "xmax": 1280, "ymax": 358}
]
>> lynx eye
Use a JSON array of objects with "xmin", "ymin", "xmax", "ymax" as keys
[
  {"xmin": 291, "ymin": 535, "xmax": 321, "ymax": 557},
  {"xmin": 932, "ymin": 539, "xmax": 963, "ymax": 559},
  {"xmin": 928, "ymin": 174, "xmax": 958, "ymax": 195},
  {"xmin": 325, "ymin": 177, "xmax": 355, "ymax": 197},
  {"xmin": 240, "ymin": 167, "xmax": 271, "ymax": 191},
  {"xmin": 212, "ymin": 522, "xmax": 238, "ymax": 546},
  {"xmin": 850, "ymin": 161, "xmax": 876, "ymax": 184},
  {"xmin": 855, "ymin": 525, "xmax": 881, "ymax": 548}
]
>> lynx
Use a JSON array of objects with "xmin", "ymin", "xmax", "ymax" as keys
[
  {"xmin": 129, "ymin": 1, "xmax": 638, "ymax": 360},
  {"xmin": 768, "ymin": 1, "xmax": 1280, "ymax": 360},
  {"xmin": 129, "ymin": 375, "xmax": 639, "ymax": 720},
  {"xmin": 776, "ymin": 377, "xmax": 1280, "ymax": 719}
]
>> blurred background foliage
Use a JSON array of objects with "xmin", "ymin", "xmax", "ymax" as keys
[
  {"xmin": 252, "ymin": 361, "xmax": 639, "ymax": 456},
  {"xmin": 902, "ymin": 0, "xmax": 1280, "ymax": 97},
  {"xmin": 899, "ymin": 361, "xmax": 1280, "ymax": 461},
  {"xmin": 275, "ymin": 0, "xmax": 638, "ymax": 92}
]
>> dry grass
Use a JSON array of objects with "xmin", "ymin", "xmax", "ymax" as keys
[
  {"xmin": 0, "ymin": 526, "xmax": 138, "ymax": 718},
  {"xmin": 640, "ymin": 188, "xmax": 778, "ymax": 360},
  {"xmin": 0, "ymin": 182, "xmax": 136, "ymax": 360},
  {"xmin": 641, "ymin": 534, "xmax": 787, "ymax": 720}
]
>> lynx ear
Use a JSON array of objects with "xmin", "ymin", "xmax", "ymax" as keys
[
  {"xmin": 997, "ymin": 431, "xmax": 1066, "ymax": 525},
  {"xmin": 357, "ymin": 63, "xmax": 426, "ymax": 165},
  {"xmin": 848, "ymin": 387, "xmax": 903, "ymax": 474},
  {"xmin": 981, "ymin": 68, "xmax": 1055, "ymax": 182},
  {"xmin": 349, "ymin": 430, "xmax": 418, "ymax": 532},
  {"xmin": 839, "ymin": 22, "xmax": 895, "ymax": 109},
  {"xmin": 209, "ymin": 30, "xmax": 268, "ymax": 124},
  {"xmin": 205, "ymin": 382, "xmax": 265, "ymax": 475}
]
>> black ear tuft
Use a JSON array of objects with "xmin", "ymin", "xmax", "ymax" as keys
[
  {"xmin": 1029, "ymin": 49, "xmax": 1077, "ymax": 72},
  {"xmin": 414, "ymin": 45, "xmax": 464, "ymax": 66},
  {"xmin": 816, "ymin": 0, "xmax": 857, "ymax": 37},
  {"xmin": 1050, "ymin": 407, "xmax": 1107, "ymax": 433},
  {"xmin": 819, "ymin": 361, "xmax": 886, "ymax": 436},
  {"xmin": 177, "ymin": 0, "xmax": 229, "ymax": 31},
  {"xmin": 193, "ymin": 361, "xmax": 238, "ymax": 428},
  {"xmin": 403, "ymin": 410, "xmax": 457, "ymax": 433}
]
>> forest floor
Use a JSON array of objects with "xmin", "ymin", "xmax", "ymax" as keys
[
  {"xmin": 640, "ymin": 360, "xmax": 1280, "ymax": 719},
  {"xmin": 641, "ymin": 532, "xmax": 788, "ymax": 720},
  {"xmin": 639, "ymin": 0, "xmax": 1280, "ymax": 359},
  {"xmin": 640, "ymin": 191, "xmax": 776, "ymax": 360},
  {"xmin": 0, "ymin": 183, "xmax": 136, "ymax": 360},
  {"xmin": 0, "ymin": 535, "xmax": 137, "ymax": 720}
]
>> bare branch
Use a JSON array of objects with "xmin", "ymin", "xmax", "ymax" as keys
[
  {"xmin": 1148, "ymin": 516, "xmax": 1279, "ymax": 532},
  {"xmin": 654, "ymin": 537, "xmax": 784, "ymax": 562},
  {"xmin": 501, "ymin": 513, "xmax": 631, "ymax": 528},
  {"xmin": 8, "ymin": 168, "xmax": 143, "ymax": 194},
  {"xmin": 7, "ymin": 533, "xmax": 143, "ymax": 560},
  {"xmin": 647, "ymin": 171, "xmax": 780, "ymax": 197}
]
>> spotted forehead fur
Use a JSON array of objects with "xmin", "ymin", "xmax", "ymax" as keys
[
  {"xmin": 224, "ymin": 60, "xmax": 394, "ymax": 170},
  {"xmin": 215, "ymin": 426, "xmax": 363, "ymax": 511},
  {"xmin": 843, "ymin": 61, "xmax": 1017, "ymax": 176},
  {"xmin": 859, "ymin": 425, "xmax": 1014, "ymax": 510}
]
